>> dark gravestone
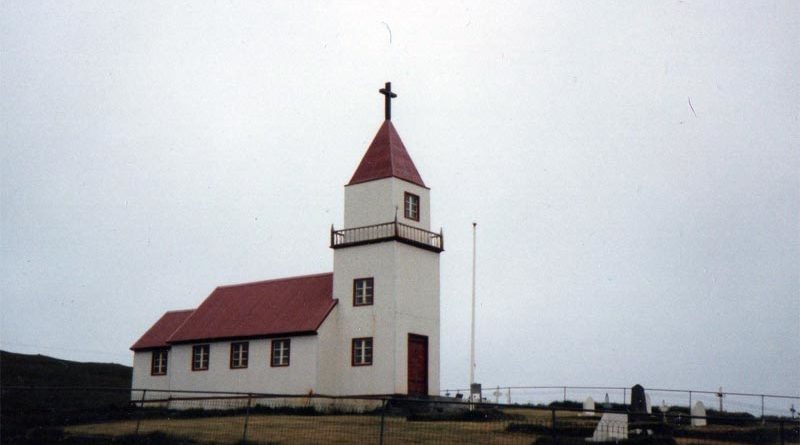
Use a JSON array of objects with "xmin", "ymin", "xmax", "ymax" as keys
[{"xmin": 630, "ymin": 384, "xmax": 648, "ymax": 420}]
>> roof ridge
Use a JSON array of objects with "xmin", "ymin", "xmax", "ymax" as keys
[
  {"xmin": 215, "ymin": 272, "xmax": 333, "ymax": 290},
  {"xmin": 165, "ymin": 309, "xmax": 195, "ymax": 314},
  {"xmin": 166, "ymin": 309, "xmax": 197, "ymax": 345}
]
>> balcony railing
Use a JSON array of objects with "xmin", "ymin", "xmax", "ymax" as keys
[{"xmin": 331, "ymin": 221, "xmax": 444, "ymax": 253}]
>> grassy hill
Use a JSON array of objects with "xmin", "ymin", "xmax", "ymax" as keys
[
  {"xmin": 1, "ymin": 350, "xmax": 133, "ymax": 444},
  {"xmin": 0, "ymin": 350, "xmax": 131, "ymax": 388}
]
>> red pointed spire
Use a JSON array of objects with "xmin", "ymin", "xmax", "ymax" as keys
[{"xmin": 348, "ymin": 120, "xmax": 426, "ymax": 188}]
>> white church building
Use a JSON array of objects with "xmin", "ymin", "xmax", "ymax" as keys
[{"xmin": 131, "ymin": 83, "xmax": 443, "ymax": 398}]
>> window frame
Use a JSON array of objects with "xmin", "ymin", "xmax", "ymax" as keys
[
  {"xmin": 229, "ymin": 341, "xmax": 249, "ymax": 369},
  {"xmin": 351, "ymin": 337, "xmax": 373, "ymax": 367},
  {"xmin": 353, "ymin": 277, "xmax": 375, "ymax": 306},
  {"xmin": 271, "ymin": 339, "xmax": 291, "ymax": 367},
  {"xmin": 191, "ymin": 344, "xmax": 210, "ymax": 371},
  {"xmin": 404, "ymin": 192, "xmax": 420, "ymax": 221},
  {"xmin": 150, "ymin": 348, "xmax": 168, "ymax": 376}
]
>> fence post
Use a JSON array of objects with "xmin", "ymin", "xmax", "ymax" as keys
[
  {"xmin": 563, "ymin": 387, "xmax": 567, "ymax": 402},
  {"xmin": 688, "ymin": 391, "xmax": 692, "ymax": 411},
  {"xmin": 241, "ymin": 394, "xmax": 252, "ymax": 443},
  {"xmin": 379, "ymin": 399, "xmax": 388, "ymax": 445},
  {"xmin": 780, "ymin": 420, "xmax": 785, "ymax": 445},
  {"xmin": 134, "ymin": 389, "xmax": 147, "ymax": 435},
  {"xmin": 761, "ymin": 395, "xmax": 765, "ymax": 424},
  {"xmin": 551, "ymin": 407, "xmax": 557, "ymax": 442}
]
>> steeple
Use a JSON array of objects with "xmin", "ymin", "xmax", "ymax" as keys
[
  {"xmin": 331, "ymin": 82, "xmax": 442, "ymax": 398},
  {"xmin": 348, "ymin": 120, "xmax": 426, "ymax": 188},
  {"xmin": 348, "ymin": 82, "xmax": 426, "ymax": 188}
]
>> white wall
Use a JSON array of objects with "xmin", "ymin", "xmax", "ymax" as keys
[
  {"xmin": 315, "ymin": 306, "xmax": 340, "ymax": 395},
  {"xmin": 344, "ymin": 178, "xmax": 431, "ymax": 230},
  {"xmin": 131, "ymin": 350, "xmax": 171, "ymax": 399},
  {"xmin": 166, "ymin": 336, "xmax": 319, "ymax": 395},
  {"xmin": 393, "ymin": 243, "xmax": 440, "ymax": 396},
  {"xmin": 336, "ymin": 174, "xmax": 441, "ymax": 397},
  {"xmin": 331, "ymin": 241, "xmax": 440, "ymax": 396},
  {"xmin": 331, "ymin": 241, "xmax": 398, "ymax": 395}
]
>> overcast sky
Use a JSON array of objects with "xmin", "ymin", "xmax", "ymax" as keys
[{"xmin": 2, "ymin": 1, "xmax": 798, "ymax": 411}]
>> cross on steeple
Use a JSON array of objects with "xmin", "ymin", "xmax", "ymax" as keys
[{"xmin": 379, "ymin": 82, "xmax": 397, "ymax": 120}]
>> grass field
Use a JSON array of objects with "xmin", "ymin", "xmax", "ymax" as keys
[
  {"xmin": 67, "ymin": 414, "xmax": 539, "ymax": 445},
  {"xmin": 64, "ymin": 410, "xmax": 796, "ymax": 445}
]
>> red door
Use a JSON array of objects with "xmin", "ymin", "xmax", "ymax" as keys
[{"xmin": 407, "ymin": 334, "xmax": 428, "ymax": 396}]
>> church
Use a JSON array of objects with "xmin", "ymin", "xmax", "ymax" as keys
[{"xmin": 131, "ymin": 83, "xmax": 443, "ymax": 399}]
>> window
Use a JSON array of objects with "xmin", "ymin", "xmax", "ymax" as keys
[
  {"xmin": 271, "ymin": 339, "xmax": 290, "ymax": 367},
  {"xmin": 191, "ymin": 344, "xmax": 210, "ymax": 371},
  {"xmin": 404, "ymin": 192, "xmax": 420, "ymax": 221},
  {"xmin": 352, "ymin": 337, "xmax": 373, "ymax": 366},
  {"xmin": 151, "ymin": 349, "xmax": 168, "ymax": 376},
  {"xmin": 230, "ymin": 342, "xmax": 249, "ymax": 369},
  {"xmin": 353, "ymin": 277, "xmax": 374, "ymax": 306}
]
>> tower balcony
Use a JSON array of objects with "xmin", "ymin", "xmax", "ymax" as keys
[{"xmin": 331, "ymin": 221, "xmax": 444, "ymax": 253}]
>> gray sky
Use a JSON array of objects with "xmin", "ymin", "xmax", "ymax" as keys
[{"xmin": 2, "ymin": 1, "xmax": 798, "ymax": 409}]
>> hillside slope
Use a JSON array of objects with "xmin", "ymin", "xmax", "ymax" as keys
[{"xmin": 0, "ymin": 350, "xmax": 131, "ymax": 387}]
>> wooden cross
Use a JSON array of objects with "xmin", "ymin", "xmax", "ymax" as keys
[{"xmin": 379, "ymin": 82, "xmax": 397, "ymax": 120}]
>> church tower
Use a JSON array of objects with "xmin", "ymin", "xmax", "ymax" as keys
[{"xmin": 327, "ymin": 83, "xmax": 442, "ymax": 396}]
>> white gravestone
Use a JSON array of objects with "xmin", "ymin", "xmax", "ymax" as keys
[
  {"xmin": 645, "ymin": 394, "xmax": 652, "ymax": 414},
  {"xmin": 582, "ymin": 397, "xmax": 596, "ymax": 416},
  {"xmin": 691, "ymin": 401, "xmax": 707, "ymax": 427},
  {"xmin": 587, "ymin": 413, "xmax": 628, "ymax": 442}
]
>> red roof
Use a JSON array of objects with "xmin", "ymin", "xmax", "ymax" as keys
[
  {"xmin": 166, "ymin": 273, "xmax": 337, "ymax": 344},
  {"xmin": 348, "ymin": 120, "xmax": 426, "ymax": 188},
  {"xmin": 130, "ymin": 309, "xmax": 194, "ymax": 351}
]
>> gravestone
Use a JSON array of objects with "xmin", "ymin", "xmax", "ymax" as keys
[
  {"xmin": 630, "ymin": 384, "xmax": 648, "ymax": 420},
  {"xmin": 645, "ymin": 394, "xmax": 652, "ymax": 414},
  {"xmin": 691, "ymin": 401, "xmax": 707, "ymax": 427},
  {"xmin": 470, "ymin": 383, "xmax": 482, "ymax": 402},
  {"xmin": 659, "ymin": 400, "xmax": 670, "ymax": 422},
  {"xmin": 587, "ymin": 413, "xmax": 628, "ymax": 442},
  {"xmin": 492, "ymin": 387, "xmax": 502, "ymax": 404},
  {"xmin": 582, "ymin": 397, "xmax": 596, "ymax": 416}
]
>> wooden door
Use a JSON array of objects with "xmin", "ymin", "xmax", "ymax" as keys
[{"xmin": 407, "ymin": 334, "xmax": 428, "ymax": 396}]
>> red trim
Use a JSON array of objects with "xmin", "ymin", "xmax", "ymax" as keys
[
  {"xmin": 351, "ymin": 337, "xmax": 373, "ymax": 366},
  {"xmin": 404, "ymin": 192, "xmax": 420, "ymax": 221},
  {"xmin": 150, "ymin": 349, "xmax": 168, "ymax": 376},
  {"xmin": 229, "ymin": 341, "xmax": 249, "ymax": 369},
  {"xmin": 191, "ymin": 344, "xmax": 210, "ymax": 371},
  {"xmin": 270, "ymin": 339, "xmax": 291, "ymax": 367},
  {"xmin": 353, "ymin": 277, "xmax": 374, "ymax": 306}
]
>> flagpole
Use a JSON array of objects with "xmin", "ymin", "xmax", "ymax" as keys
[{"xmin": 470, "ymin": 222, "xmax": 477, "ymax": 387}]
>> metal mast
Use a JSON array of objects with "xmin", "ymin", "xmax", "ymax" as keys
[{"xmin": 470, "ymin": 222, "xmax": 477, "ymax": 386}]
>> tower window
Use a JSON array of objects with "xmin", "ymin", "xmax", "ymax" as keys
[
  {"xmin": 151, "ymin": 349, "xmax": 168, "ymax": 376},
  {"xmin": 404, "ymin": 192, "xmax": 420, "ymax": 221},
  {"xmin": 230, "ymin": 342, "xmax": 249, "ymax": 369},
  {"xmin": 353, "ymin": 277, "xmax": 374, "ymax": 306},
  {"xmin": 271, "ymin": 339, "xmax": 291, "ymax": 367},
  {"xmin": 352, "ymin": 337, "xmax": 373, "ymax": 366},
  {"xmin": 191, "ymin": 344, "xmax": 210, "ymax": 371}
]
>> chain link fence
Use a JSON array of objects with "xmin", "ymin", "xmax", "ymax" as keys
[{"xmin": 2, "ymin": 386, "xmax": 798, "ymax": 445}]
